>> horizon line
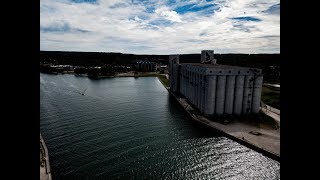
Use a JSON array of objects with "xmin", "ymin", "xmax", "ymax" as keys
[{"xmin": 40, "ymin": 50, "xmax": 280, "ymax": 55}]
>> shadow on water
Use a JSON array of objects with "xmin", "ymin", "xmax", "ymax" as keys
[
  {"xmin": 88, "ymin": 77, "xmax": 107, "ymax": 81},
  {"xmin": 166, "ymin": 94, "xmax": 222, "ymax": 139}
]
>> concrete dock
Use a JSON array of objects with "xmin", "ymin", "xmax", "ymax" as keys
[
  {"xmin": 40, "ymin": 134, "xmax": 52, "ymax": 180},
  {"xmin": 158, "ymin": 77, "xmax": 280, "ymax": 162}
]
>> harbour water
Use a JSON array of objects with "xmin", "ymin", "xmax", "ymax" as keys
[{"xmin": 40, "ymin": 73, "xmax": 280, "ymax": 179}]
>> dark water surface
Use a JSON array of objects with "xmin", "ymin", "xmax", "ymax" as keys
[{"xmin": 40, "ymin": 73, "xmax": 280, "ymax": 179}]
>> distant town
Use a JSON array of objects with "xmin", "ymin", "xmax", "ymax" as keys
[{"xmin": 40, "ymin": 51, "xmax": 280, "ymax": 84}]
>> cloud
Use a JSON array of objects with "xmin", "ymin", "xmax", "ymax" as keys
[
  {"xmin": 262, "ymin": 3, "xmax": 280, "ymax": 15},
  {"xmin": 40, "ymin": 21, "xmax": 90, "ymax": 33},
  {"xmin": 71, "ymin": 0, "xmax": 98, "ymax": 4},
  {"xmin": 155, "ymin": 7, "xmax": 182, "ymax": 22},
  {"xmin": 40, "ymin": 0, "xmax": 280, "ymax": 54}
]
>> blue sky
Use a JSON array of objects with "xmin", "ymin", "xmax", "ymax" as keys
[{"xmin": 40, "ymin": 0, "xmax": 280, "ymax": 54}]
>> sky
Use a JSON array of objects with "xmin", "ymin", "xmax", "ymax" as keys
[{"xmin": 40, "ymin": 0, "xmax": 280, "ymax": 54}]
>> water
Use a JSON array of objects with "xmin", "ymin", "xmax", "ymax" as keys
[{"xmin": 40, "ymin": 73, "xmax": 280, "ymax": 179}]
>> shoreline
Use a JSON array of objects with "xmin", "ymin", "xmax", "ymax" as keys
[
  {"xmin": 40, "ymin": 134, "xmax": 52, "ymax": 180},
  {"xmin": 40, "ymin": 71, "xmax": 164, "ymax": 78},
  {"xmin": 157, "ymin": 78, "xmax": 280, "ymax": 162}
]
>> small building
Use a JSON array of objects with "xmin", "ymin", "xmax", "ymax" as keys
[{"xmin": 155, "ymin": 64, "xmax": 167, "ymax": 72}]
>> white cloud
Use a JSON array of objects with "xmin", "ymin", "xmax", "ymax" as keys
[
  {"xmin": 40, "ymin": 0, "xmax": 280, "ymax": 54},
  {"xmin": 155, "ymin": 7, "xmax": 182, "ymax": 22}
]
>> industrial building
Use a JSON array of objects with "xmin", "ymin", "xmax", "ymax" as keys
[
  {"xmin": 135, "ymin": 60, "xmax": 156, "ymax": 72},
  {"xmin": 169, "ymin": 50, "xmax": 263, "ymax": 116}
]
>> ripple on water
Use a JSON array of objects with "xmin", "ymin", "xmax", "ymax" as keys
[{"xmin": 40, "ymin": 73, "xmax": 280, "ymax": 179}]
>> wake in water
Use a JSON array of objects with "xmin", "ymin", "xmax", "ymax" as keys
[
  {"xmin": 42, "ymin": 82, "xmax": 87, "ymax": 96},
  {"xmin": 61, "ymin": 87, "xmax": 87, "ymax": 96},
  {"xmin": 75, "ymin": 89, "xmax": 87, "ymax": 96}
]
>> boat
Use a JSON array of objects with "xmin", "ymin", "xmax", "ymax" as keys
[{"xmin": 81, "ymin": 89, "xmax": 87, "ymax": 95}]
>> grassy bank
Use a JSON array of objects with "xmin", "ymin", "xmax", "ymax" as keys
[
  {"xmin": 244, "ymin": 112, "xmax": 279, "ymax": 130},
  {"xmin": 261, "ymin": 85, "xmax": 280, "ymax": 109},
  {"xmin": 257, "ymin": 112, "xmax": 279, "ymax": 129},
  {"xmin": 210, "ymin": 112, "xmax": 279, "ymax": 130},
  {"xmin": 156, "ymin": 74, "xmax": 169, "ymax": 87}
]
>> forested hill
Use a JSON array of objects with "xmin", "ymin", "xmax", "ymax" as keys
[
  {"xmin": 40, "ymin": 51, "xmax": 280, "ymax": 83},
  {"xmin": 40, "ymin": 51, "xmax": 169, "ymax": 66},
  {"xmin": 40, "ymin": 51, "xmax": 279, "ymax": 66}
]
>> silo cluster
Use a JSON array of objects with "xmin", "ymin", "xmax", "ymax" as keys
[
  {"xmin": 136, "ymin": 61, "xmax": 156, "ymax": 72},
  {"xmin": 168, "ymin": 51, "xmax": 263, "ymax": 116}
]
